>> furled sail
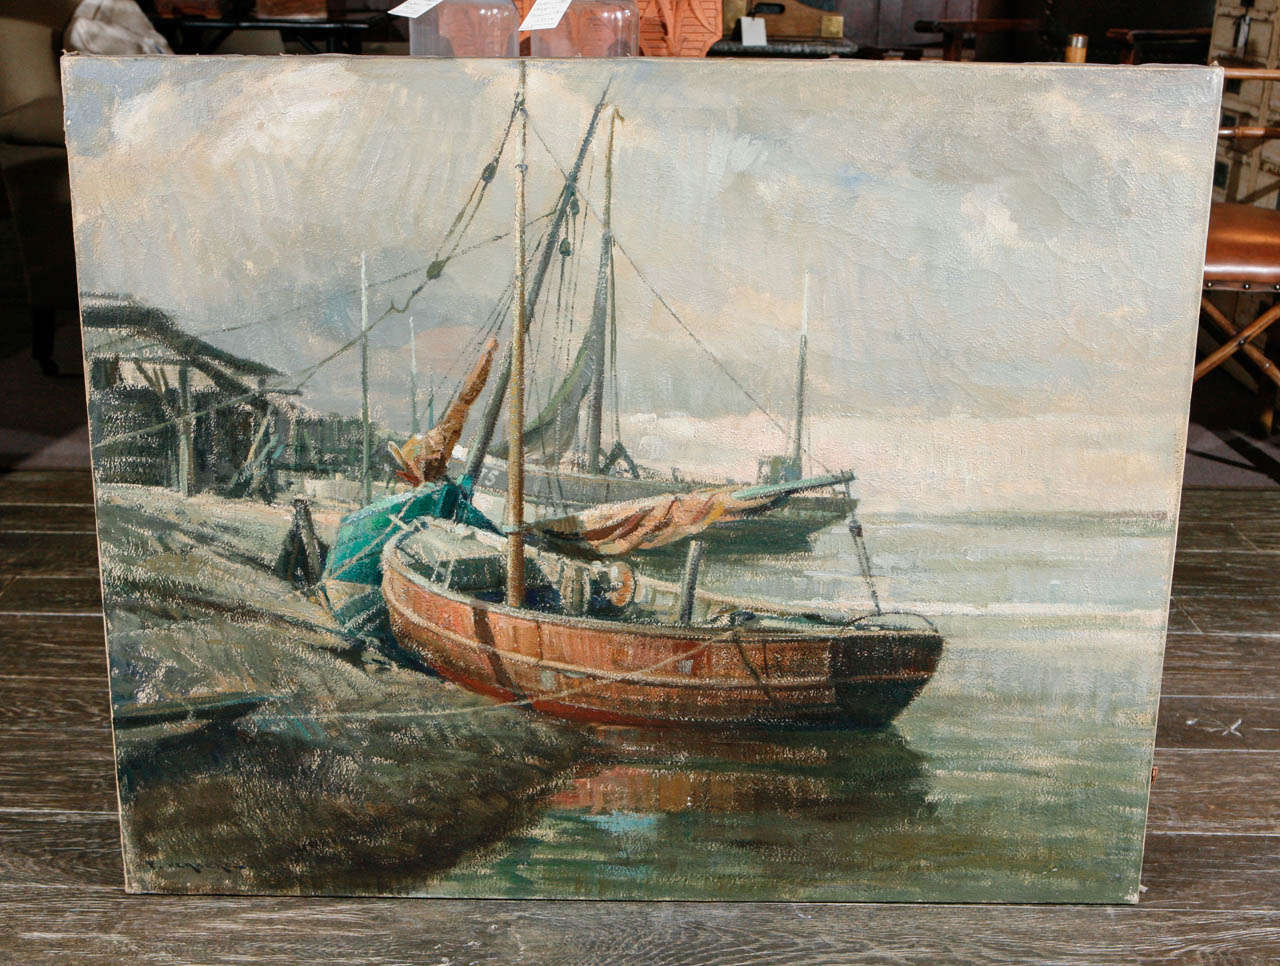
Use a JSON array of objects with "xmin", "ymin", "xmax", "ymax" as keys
[
  {"xmin": 390, "ymin": 338, "xmax": 498, "ymax": 486},
  {"xmin": 529, "ymin": 470, "xmax": 855, "ymax": 557},
  {"xmin": 490, "ymin": 229, "xmax": 610, "ymax": 466}
]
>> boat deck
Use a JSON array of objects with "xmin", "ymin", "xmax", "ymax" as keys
[
  {"xmin": 392, "ymin": 518, "xmax": 903, "ymax": 632},
  {"xmin": 2, "ymin": 471, "xmax": 1279, "ymax": 961}
]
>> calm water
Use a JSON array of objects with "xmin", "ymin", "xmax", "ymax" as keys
[
  {"xmin": 423, "ymin": 511, "xmax": 1172, "ymax": 903},
  {"xmin": 117, "ymin": 509, "xmax": 1171, "ymax": 903}
]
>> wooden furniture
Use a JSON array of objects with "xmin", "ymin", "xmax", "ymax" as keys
[
  {"xmin": 1105, "ymin": 26, "xmax": 1211, "ymax": 64},
  {"xmin": 254, "ymin": 0, "xmax": 346, "ymax": 17},
  {"xmin": 1201, "ymin": 199, "xmax": 1280, "ymax": 431},
  {"xmin": 153, "ymin": 9, "xmax": 385, "ymax": 52},
  {"xmin": 1197, "ymin": 69, "xmax": 1280, "ymax": 434},
  {"xmin": 1208, "ymin": 0, "xmax": 1280, "ymax": 208},
  {"xmin": 152, "ymin": 0, "xmax": 233, "ymax": 16},
  {"xmin": 912, "ymin": 16, "xmax": 1038, "ymax": 60},
  {"xmin": 722, "ymin": 0, "xmax": 842, "ymax": 43},
  {"xmin": 3, "ymin": 470, "xmax": 1278, "ymax": 958},
  {"xmin": 707, "ymin": 35, "xmax": 857, "ymax": 55}
]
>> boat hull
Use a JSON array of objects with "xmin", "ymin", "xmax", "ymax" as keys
[{"xmin": 383, "ymin": 540, "xmax": 942, "ymax": 729}]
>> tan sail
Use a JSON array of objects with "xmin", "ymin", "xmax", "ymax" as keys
[
  {"xmin": 529, "ymin": 485, "xmax": 782, "ymax": 556},
  {"xmin": 528, "ymin": 469, "xmax": 855, "ymax": 557},
  {"xmin": 389, "ymin": 337, "xmax": 498, "ymax": 486}
]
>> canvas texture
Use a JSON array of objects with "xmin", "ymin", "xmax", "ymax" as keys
[{"xmin": 62, "ymin": 56, "xmax": 1221, "ymax": 902}]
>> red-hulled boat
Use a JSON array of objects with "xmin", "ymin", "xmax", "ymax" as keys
[
  {"xmin": 381, "ymin": 520, "xmax": 943, "ymax": 729},
  {"xmin": 381, "ymin": 67, "xmax": 943, "ymax": 729}
]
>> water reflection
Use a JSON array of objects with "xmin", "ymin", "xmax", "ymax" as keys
[
  {"xmin": 115, "ymin": 708, "xmax": 932, "ymax": 897},
  {"xmin": 558, "ymin": 725, "xmax": 932, "ymax": 821}
]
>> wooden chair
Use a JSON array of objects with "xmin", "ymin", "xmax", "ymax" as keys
[
  {"xmin": 912, "ymin": 17, "xmax": 1039, "ymax": 61},
  {"xmin": 1105, "ymin": 27, "xmax": 1211, "ymax": 66},
  {"xmin": 1197, "ymin": 69, "xmax": 1280, "ymax": 435}
]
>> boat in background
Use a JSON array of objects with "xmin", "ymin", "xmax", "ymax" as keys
[{"xmin": 450, "ymin": 105, "xmax": 851, "ymax": 556}]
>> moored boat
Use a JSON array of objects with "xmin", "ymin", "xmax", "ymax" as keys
[
  {"xmin": 382, "ymin": 519, "xmax": 944, "ymax": 729},
  {"xmin": 377, "ymin": 67, "xmax": 945, "ymax": 730},
  {"xmin": 452, "ymin": 452, "xmax": 852, "ymax": 556}
]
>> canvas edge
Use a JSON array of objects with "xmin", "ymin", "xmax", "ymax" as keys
[
  {"xmin": 55, "ymin": 52, "xmax": 1225, "ymax": 905},
  {"xmin": 60, "ymin": 51, "xmax": 137, "ymax": 896},
  {"xmin": 1127, "ymin": 63, "xmax": 1226, "ymax": 907}
]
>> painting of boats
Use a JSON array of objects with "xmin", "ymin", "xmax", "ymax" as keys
[{"xmin": 63, "ymin": 55, "xmax": 1219, "ymax": 902}]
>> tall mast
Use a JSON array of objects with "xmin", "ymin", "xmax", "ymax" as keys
[
  {"xmin": 584, "ymin": 108, "xmax": 618, "ymax": 474},
  {"xmin": 789, "ymin": 272, "xmax": 809, "ymax": 473},
  {"xmin": 408, "ymin": 314, "xmax": 420, "ymax": 436},
  {"xmin": 506, "ymin": 64, "xmax": 529, "ymax": 609},
  {"xmin": 360, "ymin": 251, "xmax": 372, "ymax": 504},
  {"xmin": 464, "ymin": 86, "xmax": 614, "ymax": 484}
]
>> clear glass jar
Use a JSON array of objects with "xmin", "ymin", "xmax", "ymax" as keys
[
  {"xmin": 529, "ymin": 0, "xmax": 639, "ymax": 57},
  {"xmin": 409, "ymin": 0, "xmax": 520, "ymax": 57}
]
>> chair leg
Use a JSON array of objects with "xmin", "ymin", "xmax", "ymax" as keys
[
  {"xmin": 1198, "ymin": 297, "xmax": 1280, "ymax": 387},
  {"xmin": 31, "ymin": 305, "xmax": 57, "ymax": 376},
  {"xmin": 1259, "ymin": 332, "xmax": 1279, "ymax": 436}
]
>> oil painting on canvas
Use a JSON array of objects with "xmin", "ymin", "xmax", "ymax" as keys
[{"xmin": 62, "ymin": 56, "xmax": 1219, "ymax": 902}]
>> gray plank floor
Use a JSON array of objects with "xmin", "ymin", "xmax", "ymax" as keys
[{"xmin": 0, "ymin": 471, "xmax": 1277, "ymax": 963}]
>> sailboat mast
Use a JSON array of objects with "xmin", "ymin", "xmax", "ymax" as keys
[
  {"xmin": 506, "ymin": 65, "xmax": 529, "ymax": 609},
  {"xmin": 789, "ymin": 272, "xmax": 809, "ymax": 473},
  {"xmin": 584, "ymin": 109, "xmax": 618, "ymax": 474},
  {"xmin": 464, "ymin": 87, "xmax": 613, "ymax": 484},
  {"xmin": 360, "ymin": 251, "xmax": 372, "ymax": 504},
  {"xmin": 409, "ymin": 314, "xmax": 419, "ymax": 436}
]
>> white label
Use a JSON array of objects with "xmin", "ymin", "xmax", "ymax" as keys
[
  {"xmin": 388, "ymin": 0, "xmax": 446, "ymax": 18},
  {"xmin": 519, "ymin": 0, "xmax": 574, "ymax": 31},
  {"xmin": 740, "ymin": 16, "xmax": 767, "ymax": 46}
]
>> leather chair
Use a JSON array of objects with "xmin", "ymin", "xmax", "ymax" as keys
[{"xmin": 1198, "ymin": 114, "xmax": 1280, "ymax": 436}]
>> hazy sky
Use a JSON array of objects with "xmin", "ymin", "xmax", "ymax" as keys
[{"xmin": 64, "ymin": 57, "xmax": 1220, "ymax": 512}]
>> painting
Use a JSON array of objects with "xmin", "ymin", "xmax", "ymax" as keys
[{"xmin": 63, "ymin": 56, "xmax": 1220, "ymax": 902}]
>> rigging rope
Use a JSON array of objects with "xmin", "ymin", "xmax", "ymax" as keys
[
  {"xmin": 524, "ymin": 115, "xmax": 836, "ymax": 479},
  {"xmin": 91, "ymin": 93, "xmax": 532, "ymax": 451}
]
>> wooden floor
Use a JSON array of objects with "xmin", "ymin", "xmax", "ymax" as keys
[{"xmin": 1, "ymin": 470, "xmax": 1277, "ymax": 963}]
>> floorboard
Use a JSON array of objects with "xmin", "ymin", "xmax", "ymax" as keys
[
  {"xmin": 0, "ymin": 576, "xmax": 102, "ymax": 614},
  {"xmin": 0, "ymin": 890, "xmax": 1277, "ymax": 963},
  {"xmin": 0, "ymin": 616, "xmax": 106, "ymax": 677},
  {"xmin": 0, "ymin": 503, "xmax": 97, "ymax": 533},
  {"xmin": 0, "ymin": 532, "xmax": 99, "ymax": 578},
  {"xmin": 0, "ymin": 474, "xmax": 1276, "ymax": 961},
  {"xmin": 1162, "ymin": 632, "xmax": 1280, "ymax": 696},
  {"xmin": 0, "ymin": 470, "xmax": 93, "ymax": 505}
]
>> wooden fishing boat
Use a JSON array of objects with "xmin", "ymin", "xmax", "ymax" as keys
[
  {"xmin": 381, "ymin": 67, "xmax": 944, "ymax": 730},
  {"xmin": 382, "ymin": 519, "xmax": 943, "ymax": 729}
]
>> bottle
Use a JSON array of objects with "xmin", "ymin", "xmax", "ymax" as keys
[
  {"xmin": 409, "ymin": 0, "xmax": 520, "ymax": 57},
  {"xmin": 529, "ymin": 0, "xmax": 639, "ymax": 57}
]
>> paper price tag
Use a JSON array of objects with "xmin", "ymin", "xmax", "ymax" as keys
[
  {"xmin": 388, "ymin": 0, "xmax": 446, "ymax": 17},
  {"xmin": 739, "ymin": 16, "xmax": 767, "ymax": 46},
  {"xmin": 519, "ymin": 0, "xmax": 574, "ymax": 32}
]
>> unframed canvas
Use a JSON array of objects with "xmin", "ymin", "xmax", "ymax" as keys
[{"xmin": 63, "ymin": 55, "xmax": 1220, "ymax": 903}]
